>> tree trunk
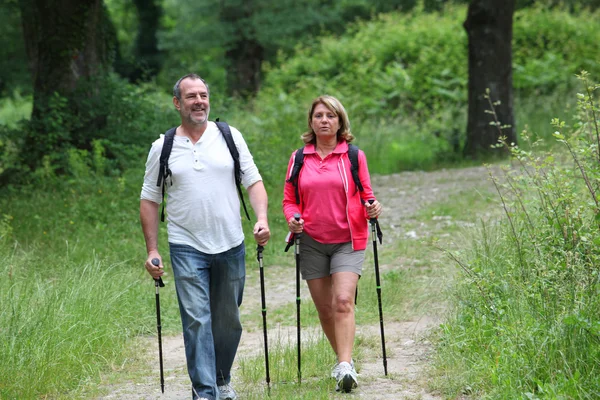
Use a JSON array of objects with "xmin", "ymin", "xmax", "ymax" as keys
[
  {"xmin": 19, "ymin": 0, "xmax": 113, "ymax": 169},
  {"xmin": 225, "ymin": 40, "xmax": 264, "ymax": 96},
  {"xmin": 463, "ymin": 0, "xmax": 516, "ymax": 158},
  {"xmin": 220, "ymin": 0, "xmax": 264, "ymax": 96},
  {"xmin": 20, "ymin": 0, "xmax": 109, "ymax": 108},
  {"xmin": 130, "ymin": 0, "xmax": 162, "ymax": 82}
]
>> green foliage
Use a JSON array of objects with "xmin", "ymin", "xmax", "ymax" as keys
[
  {"xmin": 513, "ymin": 6, "xmax": 600, "ymax": 92},
  {"xmin": 262, "ymin": 5, "xmax": 600, "ymax": 118},
  {"xmin": 0, "ymin": 126, "xmax": 22, "ymax": 180},
  {"xmin": 155, "ymin": 0, "xmax": 456, "ymax": 95},
  {"xmin": 433, "ymin": 74, "xmax": 600, "ymax": 399},
  {"xmin": 3, "ymin": 74, "xmax": 178, "ymax": 184},
  {"xmin": 0, "ymin": 91, "xmax": 31, "ymax": 128},
  {"xmin": 526, "ymin": 0, "xmax": 600, "ymax": 11},
  {"xmin": 104, "ymin": 0, "xmax": 139, "ymax": 60},
  {"xmin": 244, "ymin": 5, "xmax": 599, "ymax": 176}
]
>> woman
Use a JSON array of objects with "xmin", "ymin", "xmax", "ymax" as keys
[{"xmin": 282, "ymin": 95, "xmax": 382, "ymax": 393}]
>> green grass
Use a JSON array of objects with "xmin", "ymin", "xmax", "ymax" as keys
[{"xmin": 0, "ymin": 248, "xmax": 154, "ymax": 398}]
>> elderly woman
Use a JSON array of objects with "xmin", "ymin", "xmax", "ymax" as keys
[{"xmin": 283, "ymin": 95, "xmax": 382, "ymax": 393}]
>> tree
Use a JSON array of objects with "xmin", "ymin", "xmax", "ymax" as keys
[
  {"xmin": 113, "ymin": 0, "xmax": 162, "ymax": 82},
  {"xmin": 130, "ymin": 0, "xmax": 162, "ymax": 81},
  {"xmin": 0, "ymin": 1, "xmax": 30, "ymax": 95},
  {"xmin": 159, "ymin": 0, "xmax": 428, "ymax": 97},
  {"xmin": 463, "ymin": 0, "xmax": 516, "ymax": 158},
  {"xmin": 18, "ymin": 0, "xmax": 115, "ymax": 169},
  {"xmin": 219, "ymin": 0, "xmax": 264, "ymax": 96}
]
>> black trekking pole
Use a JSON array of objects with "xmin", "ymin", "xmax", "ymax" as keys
[
  {"xmin": 293, "ymin": 213, "xmax": 302, "ymax": 383},
  {"xmin": 256, "ymin": 244, "xmax": 271, "ymax": 393},
  {"xmin": 368, "ymin": 200, "xmax": 388, "ymax": 376},
  {"xmin": 151, "ymin": 258, "xmax": 166, "ymax": 393}
]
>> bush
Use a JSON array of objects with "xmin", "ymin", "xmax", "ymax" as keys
[
  {"xmin": 244, "ymin": 5, "xmax": 599, "ymax": 174},
  {"xmin": 434, "ymin": 73, "xmax": 600, "ymax": 399},
  {"xmin": 1, "ymin": 74, "xmax": 179, "ymax": 185}
]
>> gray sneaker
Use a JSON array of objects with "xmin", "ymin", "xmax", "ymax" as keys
[
  {"xmin": 335, "ymin": 361, "xmax": 358, "ymax": 393},
  {"xmin": 218, "ymin": 383, "xmax": 237, "ymax": 400}
]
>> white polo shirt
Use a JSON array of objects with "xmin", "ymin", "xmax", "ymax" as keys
[{"xmin": 141, "ymin": 122, "xmax": 262, "ymax": 254}]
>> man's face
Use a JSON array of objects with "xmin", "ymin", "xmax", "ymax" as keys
[{"xmin": 174, "ymin": 78, "xmax": 210, "ymax": 126}]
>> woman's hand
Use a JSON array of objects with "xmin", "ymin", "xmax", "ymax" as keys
[
  {"xmin": 288, "ymin": 215, "xmax": 304, "ymax": 234},
  {"xmin": 365, "ymin": 199, "xmax": 382, "ymax": 219}
]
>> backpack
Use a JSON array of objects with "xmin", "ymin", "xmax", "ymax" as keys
[
  {"xmin": 155, "ymin": 120, "xmax": 250, "ymax": 222},
  {"xmin": 286, "ymin": 144, "xmax": 362, "ymax": 205}
]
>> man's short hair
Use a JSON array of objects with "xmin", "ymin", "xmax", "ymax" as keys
[{"xmin": 173, "ymin": 74, "xmax": 210, "ymax": 99}]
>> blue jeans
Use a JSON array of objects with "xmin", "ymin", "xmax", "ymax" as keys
[{"xmin": 169, "ymin": 242, "xmax": 246, "ymax": 400}]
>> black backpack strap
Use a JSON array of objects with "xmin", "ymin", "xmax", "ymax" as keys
[
  {"xmin": 157, "ymin": 127, "xmax": 177, "ymax": 222},
  {"xmin": 285, "ymin": 146, "xmax": 305, "ymax": 205},
  {"xmin": 348, "ymin": 144, "xmax": 363, "ymax": 193},
  {"xmin": 215, "ymin": 120, "xmax": 251, "ymax": 221}
]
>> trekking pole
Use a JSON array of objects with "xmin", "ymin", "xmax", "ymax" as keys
[
  {"xmin": 293, "ymin": 213, "xmax": 302, "ymax": 383},
  {"xmin": 256, "ymin": 244, "xmax": 271, "ymax": 392},
  {"xmin": 368, "ymin": 200, "xmax": 387, "ymax": 376},
  {"xmin": 151, "ymin": 258, "xmax": 166, "ymax": 393}
]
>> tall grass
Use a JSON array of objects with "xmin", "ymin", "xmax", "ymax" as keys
[
  {"xmin": 432, "ymin": 74, "xmax": 600, "ymax": 399},
  {"xmin": 0, "ymin": 256, "xmax": 149, "ymax": 398}
]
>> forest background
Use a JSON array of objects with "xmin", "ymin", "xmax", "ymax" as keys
[{"xmin": 1, "ymin": 0, "xmax": 599, "ymax": 398}]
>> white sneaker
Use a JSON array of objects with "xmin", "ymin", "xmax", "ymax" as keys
[
  {"xmin": 331, "ymin": 359, "xmax": 355, "ymax": 378},
  {"xmin": 335, "ymin": 361, "xmax": 358, "ymax": 392},
  {"xmin": 218, "ymin": 383, "xmax": 237, "ymax": 400}
]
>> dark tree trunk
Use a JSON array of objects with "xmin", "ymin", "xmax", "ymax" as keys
[
  {"xmin": 130, "ymin": 0, "xmax": 162, "ymax": 81},
  {"xmin": 463, "ymin": 0, "xmax": 516, "ymax": 158},
  {"xmin": 225, "ymin": 40, "xmax": 264, "ymax": 96},
  {"xmin": 220, "ymin": 0, "xmax": 264, "ymax": 96},
  {"xmin": 20, "ymin": 0, "xmax": 109, "ymax": 112},
  {"xmin": 18, "ymin": 0, "xmax": 113, "ymax": 169}
]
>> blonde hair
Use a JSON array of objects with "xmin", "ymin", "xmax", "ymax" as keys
[{"xmin": 301, "ymin": 95, "xmax": 354, "ymax": 144}]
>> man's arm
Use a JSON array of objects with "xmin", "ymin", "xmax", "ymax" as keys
[
  {"xmin": 247, "ymin": 180, "xmax": 270, "ymax": 246},
  {"xmin": 140, "ymin": 199, "xmax": 164, "ymax": 279}
]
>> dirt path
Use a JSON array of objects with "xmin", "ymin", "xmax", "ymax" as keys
[{"xmin": 98, "ymin": 165, "xmax": 497, "ymax": 400}]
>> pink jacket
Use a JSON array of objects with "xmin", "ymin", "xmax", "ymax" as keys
[{"xmin": 283, "ymin": 141, "xmax": 376, "ymax": 251}]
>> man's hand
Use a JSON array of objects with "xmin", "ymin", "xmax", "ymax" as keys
[
  {"xmin": 254, "ymin": 220, "xmax": 270, "ymax": 246},
  {"xmin": 145, "ymin": 253, "xmax": 165, "ymax": 280}
]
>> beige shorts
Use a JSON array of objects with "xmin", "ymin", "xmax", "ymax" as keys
[{"xmin": 298, "ymin": 234, "xmax": 365, "ymax": 280}]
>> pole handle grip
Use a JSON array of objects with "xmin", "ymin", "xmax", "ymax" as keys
[
  {"xmin": 293, "ymin": 213, "xmax": 302, "ymax": 239},
  {"xmin": 151, "ymin": 258, "xmax": 165, "ymax": 287},
  {"xmin": 368, "ymin": 199, "xmax": 377, "ymax": 224}
]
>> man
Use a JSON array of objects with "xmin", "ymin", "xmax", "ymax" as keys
[{"xmin": 140, "ymin": 73, "xmax": 270, "ymax": 400}]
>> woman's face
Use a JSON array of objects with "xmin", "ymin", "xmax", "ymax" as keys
[{"xmin": 310, "ymin": 103, "xmax": 340, "ymax": 141}]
